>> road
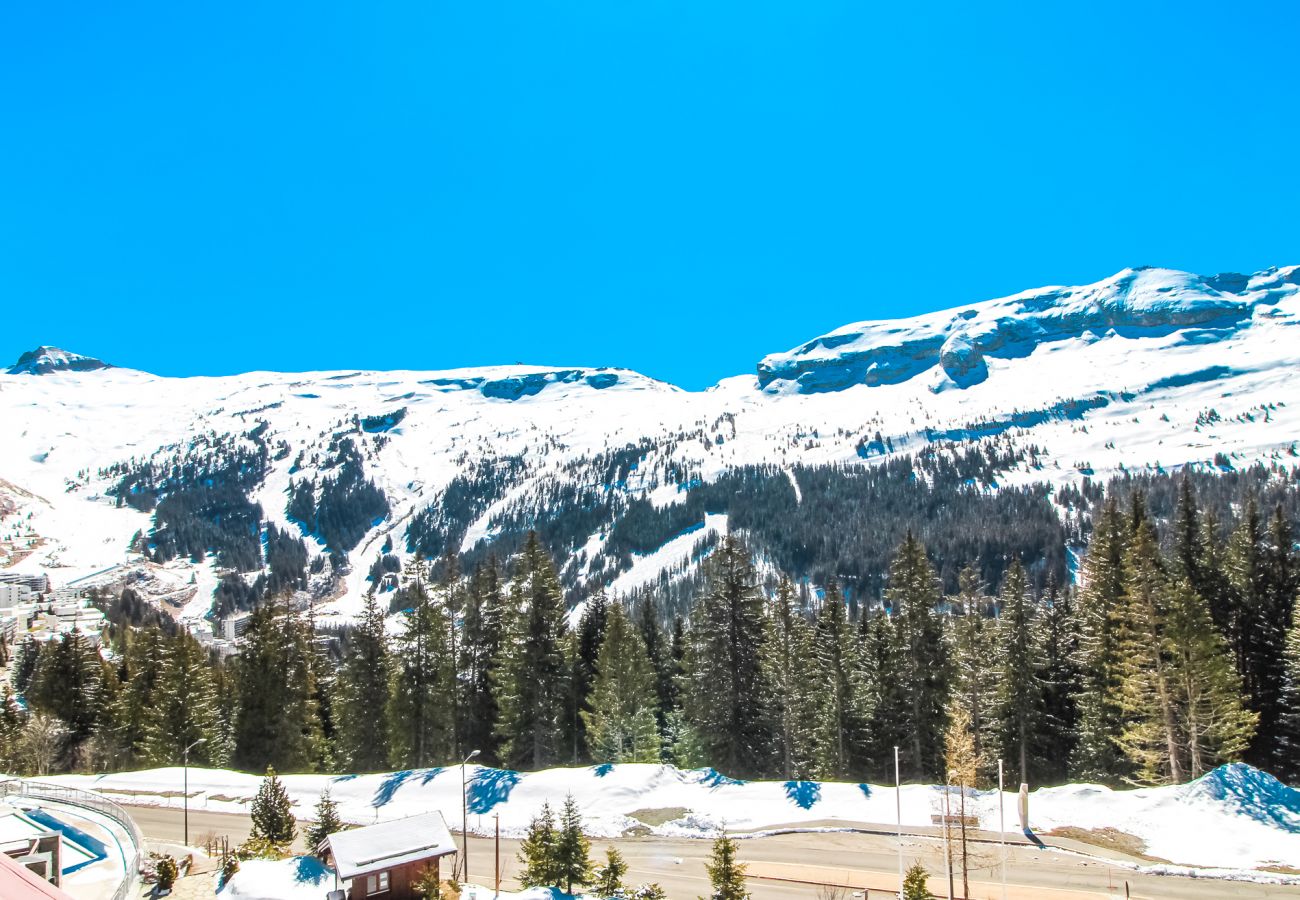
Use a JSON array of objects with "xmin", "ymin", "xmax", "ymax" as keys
[{"xmin": 129, "ymin": 806, "xmax": 1295, "ymax": 899}]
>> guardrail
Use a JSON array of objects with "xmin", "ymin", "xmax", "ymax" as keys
[{"xmin": 0, "ymin": 777, "xmax": 144, "ymax": 900}]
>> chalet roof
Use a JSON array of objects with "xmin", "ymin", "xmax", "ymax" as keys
[{"xmin": 326, "ymin": 811, "xmax": 456, "ymax": 880}]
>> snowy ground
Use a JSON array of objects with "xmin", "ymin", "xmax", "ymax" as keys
[{"xmin": 43, "ymin": 761, "xmax": 1300, "ymax": 876}]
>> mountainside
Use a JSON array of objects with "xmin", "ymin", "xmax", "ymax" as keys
[{"xmin": 2, "ymin": 265, "xmax": 1299, "ymax": 629}]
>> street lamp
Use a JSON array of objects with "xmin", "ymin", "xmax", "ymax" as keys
[
  {"xmin": 182, "ymin": 737, "xmax": 206, "ymax": 846},
  {"xmin": 461, "ymin": 750, "xmax": 480, "ymax": 881}
]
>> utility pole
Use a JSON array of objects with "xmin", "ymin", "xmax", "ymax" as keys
[{"xmin": 494, "ymin": 813, "xmax": 501, "ymax": 898}]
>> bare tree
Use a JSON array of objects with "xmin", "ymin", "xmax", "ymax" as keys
[{"xmin": 21, "ymin": 714, "xmax": 68, "ymax": 776}]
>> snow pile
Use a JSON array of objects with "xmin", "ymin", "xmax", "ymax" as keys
[
  {"xmin": 48, "ymin": 761, "xmax": 1300, "ymax": 874},
  {"xmin": 218, "ymin": 855, "xmax": 335, "ymax": 900}
]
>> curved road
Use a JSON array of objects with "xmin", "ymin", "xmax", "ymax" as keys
[{"xmin": 128, "ymin": 806, "xmax": 1294, "ymax": 899}]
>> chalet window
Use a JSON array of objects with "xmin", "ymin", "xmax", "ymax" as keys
[{"xmin": 366, "ymin": 872, "xmax": 390, "ymax": 894}]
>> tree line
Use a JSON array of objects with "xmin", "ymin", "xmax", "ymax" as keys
[{"xmin": 3, "ymin": 474, "xmax": 1297, "ymax": 788}]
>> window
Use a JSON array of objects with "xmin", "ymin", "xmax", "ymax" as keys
[{"xmin": 365, "ymin": 872, "xmax": 390, "ymax": 894}]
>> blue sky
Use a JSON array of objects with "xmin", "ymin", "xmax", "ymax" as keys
[{"xmin": 3, "ymin": 2, "xmax": 1297, "ymax": 389}]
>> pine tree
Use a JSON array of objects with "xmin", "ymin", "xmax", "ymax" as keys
[
  {"xmin": 702, "ymin": 834, "xmax": 749, "ymax": 900},
  {"xmin": 583, "ymin": 603, "xmax": 660, "ymax": 764},
  {"xmin": 592, "ymin": 847, "xmax": 628, "ymax": 899},
  {"xmin": 461, "ymin": 558, "xmax": 506, "ymax": 764},
  {"xmin": 810, "ymin": 579, "xmax": 866, "ymax": 778},
  {"xmin": 1224, "ymin": 496, "xmax": 1265, "ymax": 706},
  {"xmin": 554, "ymin": 794, "xmax": 592, "ymax": 894},
  {"xmin": 760, "ymin": 579, "xmax": 818, "ymax": 779},
  {"xmin": 28, "ymin": 631, "xmax": 103, "ymax": 746},
  {"xmin": 0, "ymin": 685, "xmax": 23, "ymax": 772},
  {"xmin": 883, "ymin": 531, "xmax": 949, "ymax": 781},
  {"xmin": 1072, "ymin": 495, "xmax": 1131, "ymax": 782},
  {"xmin": 388, "ymin": 584, "xmax": 455, "ymax": 768},
  {"xmin": 682, "ymin": 535, "xmax": 773, "ymax": 778},
  {"xmin": 1256, "ymin": 504, "xmax": 1298, "ymax": 768},
  {"xmin": 518, "ymin": 802, "xmax": 559, "ymax": 888},
  {"xmin": 902, "ymin": 862, "xmax": 930, "ymax": 900},
  {"xmin": 249, "ymin": 767, "xmax": 297, "ymax": 847},
  {"xmin": 861, "ymin": 610, "xmax": 908, "ymax": 782},
  {"xmin": 572, "ymin": 593, "xmax": 610, "ymax": 763},
  {"xmin": 1277, "ymin": 600, "xmax": 1300, "ymax": 782},
  {"xmin": 110, "ymin": 626, "xmax": 168, "ymax": 763},
  {"xmin": 1036, "ymin": 577, "xmax": 1080, "ymax": 783},
  {"xmin": 1114, "ymin": 520, "xmax": 1183, "ymax": 785},
  {"xmin": 233, "ymin": 602, "xmax": 323, "ymax": 772},
  {"xmin": 335, "ymin": 592, "xmax": 392, "ymax": 771},
  {"xmin": 991, "ymin": 560, "xmax": 1044, "ymax": 785},
  {"xmin": 949, "ymin": 566, "xmax": 994, "ymax": 776},
  {"xmin": 305, "ymin": 789, "xmax": 343, "ymax": 858},
  {"xmin": 1164, "ymin": 578, "xmax": 1256, "ymax": 777},
  {"xmin": 494, "ymin": 532, "xmax": 570, "ymax": 769},
  {"xmin": 142, "ymin": 630, "xmax": 219, "ymax": 766},
  {"xmin": 638, "ymin": 593, "xmax": 677, "ymax": 741}
]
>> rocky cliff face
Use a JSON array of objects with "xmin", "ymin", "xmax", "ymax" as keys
[
  {"xmin": 7, "ymin": 346, "xmax": 112, "ymax": 375},
  {"xmin": 757, "ymin": 266, "xmax": 1300, "ymax": 393}
]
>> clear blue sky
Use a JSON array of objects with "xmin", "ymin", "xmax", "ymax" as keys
[{"xmin": 3, "ymin": 2, "xmax": 1297, "ymax": 389}]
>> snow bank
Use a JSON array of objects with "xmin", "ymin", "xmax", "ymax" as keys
[
  {"xmin": 47, "ymin": 762, "xmax": 1300, "ymax": 875},
  {"xmin": 218, "ymin": 856, "xmax": 335, "ymax": 900}
]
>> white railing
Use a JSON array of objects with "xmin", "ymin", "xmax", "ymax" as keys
[{"xmin": 0, "ymin": 777, "xmax": 144, "ymax": 900}]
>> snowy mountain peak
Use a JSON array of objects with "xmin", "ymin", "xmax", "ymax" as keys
[
  {"xmin": 757, "ymin": 265, "xmax": 1300, "ymax": 393},
  {"xmin": 7, "ymin": 346, "xmax": 112, "ymax": 375}
]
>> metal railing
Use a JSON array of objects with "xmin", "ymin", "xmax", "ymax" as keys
[{"xmin": 0, "ymin": 777, "xmax": 144, "ymax": 900}]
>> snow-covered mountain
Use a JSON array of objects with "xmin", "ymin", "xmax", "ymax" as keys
[{"xmin": 2, "ymin": 265, "xmax": 1298, "ymax": 628}]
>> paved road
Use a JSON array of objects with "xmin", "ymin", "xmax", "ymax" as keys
[{"xmin": 129, "ymin": 806, "xmax": 1294, "ymax": 899}]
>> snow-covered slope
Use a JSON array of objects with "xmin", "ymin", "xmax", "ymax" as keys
[{"xmin": 3, "ymin": 265, "xmax": 1299, "ymax": 624}]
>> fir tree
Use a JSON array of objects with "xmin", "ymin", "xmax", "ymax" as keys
[
  {"xmin": 1114, "ymin": 520, "xmax": 1183, "ymax": 785},
  {"xmin": 949, "ymin": 566, "xmax": 994, "ymax": 775},
  {"xmin": 111, "ymin": 626, "xmax": 168, "ymax": 763},
  {"xmin": 142, "ymin": 630, "xmax": 219, "ymax": 766},
  {"xmin": 1277, "ymin": 600, "xmax": 1300, "ymax": 782},
  {"xmin": 249, "ymin": 767, "xmax": 297, "ymax": 847},
  {"xmin": 902, "ymin": 862, "xmax": 930, "ymax": 900},
  {"xmin": 461, "ymin": 557, "xmax": 506, "ymax": 764},
  {"xmin": 702, "ymin": 834, "xmax": 749, "ymax": 900},
  {"xmin": 1036, "ymin": 577, "xmax": 1080, "ymax": 783},
  {"xmin": 554, "ymin": 793, "xmax": 592, "ymax": 894},
  {"xmin": 1164, "ymin": 578, "xmax": 1256, "ymax": 778},
  {"xmin": 583, "ymin": 603, "xmax": 660, "ymax": 763},
  {"xmin": 388, "ymin": 584, "xmax": 455, "ymax": 768},
  {"xmin": 495, "ymin": 532, "xmax": 570, "ymax": 769},
  {"xmin": 1072, "ymin": 495, "xmax": 1131, "ymax": 782},
  {"xmin": 883, "ymin": 531, "xmax": 949, "ymax": 781},
  {"xmin": 682, "ymin": 535, "xmax": 773, "ymax": 777},
  {"xmin": 305, "ymin": 789, "xmax": 343, "ymax": 858},
  {"xmin": 810, "ymin": 579, "xmax": 866, "ymax": 778},
  {"xmin": 1255, "ymin": 504, "xmax": 1298, "ymax": 767},
  {"xmin": 638, "ymin": 593, "xmax": 677, "ymax": 740},
  {"xmin": 761, "ymin": 579, "xmax": 818, "ymax": 779},
  {"xmin": 518, "ymin": 802, "xmax": 559, "ymax": 888},
  {"xmin": 572, "ymin": 592, "xmax": 610, "ymax": 763},
  {"xmin": 233, "ymin": 602, "xmax": 323, "ymax": 772},
  {"xmin": 28, "ymin": 631, "xmax": 103, "ymax": 746},
  {"xmin": 991, "ymin": 560, "xmax": 1044, "ymax": 785},
  {"xmin": 592, "ymin": 846, "xmax": 628, "ymax": 899},
  {"xmin": 335, "ymin": 592, "xmax": 392, "ymax": 771}
]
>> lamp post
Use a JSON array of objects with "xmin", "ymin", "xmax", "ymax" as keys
[
  {"xmin": 182, "ymin": 737, "xmax": 206, "ymax": 847},
  {"xmin": 999, "ymin": 758, "xmax": 1007, "ymax": 900},
  {"xmin": 461, "ymin": 749, "xmax": 480, "ymax": 881},
  {"xmin": 944, "ymin": 769, "xmax": 955, "ymax": 900},
  {"xmin": 894, "ymin": 746, "xmax": 902, "ymax": 900}
]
